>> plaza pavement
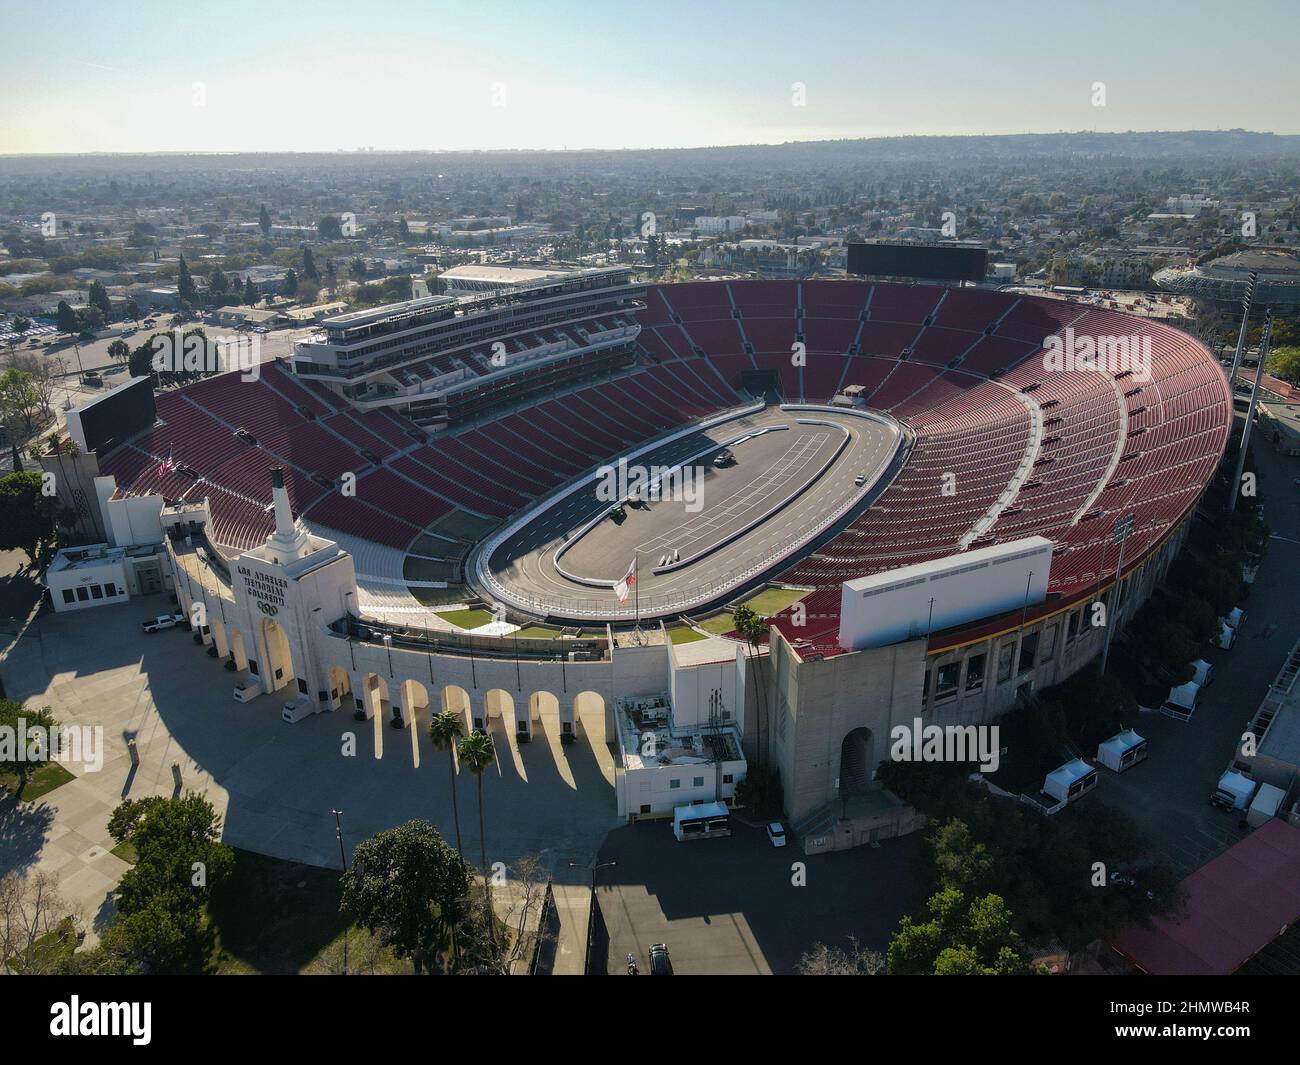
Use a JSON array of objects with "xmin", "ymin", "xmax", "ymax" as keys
[{"xmin": 0, "ymin": 595, "xmax": 619, "ymax": 963}]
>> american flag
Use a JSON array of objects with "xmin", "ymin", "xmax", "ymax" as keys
[
  {"xmin": 614, "ymin": 558, "xmax": 637, "ymax": 603},
  {"xmin": 158, "ymin": 451, "xmax": 175, "ymax": 477}
]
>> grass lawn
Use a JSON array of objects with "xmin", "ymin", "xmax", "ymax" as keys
[
  {"xmin": 697, "ymin": 613, "xmax": 739, "ymax": 636},
  {"xmin": 692, "ymin": 588, "xmax": 808, "ymax": 635},
  {"xmin": 515, "ymin": 625, "xmax": 562, "ymax": 639},
  {"xmin": 0, "ymin": 761, "xmax": 76, "ymax": 802},
  {"xmin": 208, "ymin": 848, "xmax": 405, "ymax": 975},
  {"xmin": 110, "ymin": 840, "xmax": 137, "ymax": 864},
  {"xmin": 740, "ymin": 586, "xmax": 808, "ymax": 615},
  {"xmin": 437, "ymin": 607, "xmax": 495, "ymax": 630},
  {"xmin": 666, "ymin": 624, "xmax": 707, "ymax": 644}
]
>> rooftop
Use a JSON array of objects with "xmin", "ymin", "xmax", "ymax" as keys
[{"xmin": 615, "ymin": 693, "xmax": 742, "ymax": 771}]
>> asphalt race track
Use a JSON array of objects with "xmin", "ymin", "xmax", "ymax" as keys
[{"xmin": 477, "ymin": 404, "xmax": 903, "ymax": 621}]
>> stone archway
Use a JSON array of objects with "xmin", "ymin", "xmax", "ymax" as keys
[
  {"xmin": 228, "ymin": 627, "xmax": 250, "ymax": 673},
  {"xmin": 442, "ymin": 685, "xmax": 474, "ymax": 734},
  {"xmin": 839, "ymin": 727, "xmax": 876, "ymax": 796},
  {"xmin": 259, "ymin": 617, "xmax": 295, "ymax": 694},
  {"xmin": 484, "ymin": 689, "xmax": 518, "ymax": 739},
  {"xmin": 327, "ymin": 665, "xmax": 353, "ymax": 712}
]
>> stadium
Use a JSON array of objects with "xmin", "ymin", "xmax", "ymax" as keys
[
  {"xmin": 56, "ymin": 266, "xmax": 1233, "ymax": 833},
  {"xmin": 1154, "ymin": 247, "xmax": 1300, "ymax": 317}
]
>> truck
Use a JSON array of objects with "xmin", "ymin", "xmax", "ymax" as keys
[{"xmin": 1210, "ymin": 769, "xmax": 1257, "ymax": 811}]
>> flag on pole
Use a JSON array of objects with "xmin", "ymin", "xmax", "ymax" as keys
[
  {"xmin": 158, "ymin": 449, "xmax": 175, "ymax": 477},
  {"xmin": 614, "ymin": 558, "xmax": 637, "ymax": 603}
]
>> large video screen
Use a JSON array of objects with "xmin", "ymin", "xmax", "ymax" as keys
[
  {"xmin": 69, "ymin": 376, "xmax": 156, "ymax": 457},
  {"xmin": 848, "ymin": 242, "xmax": 988, "ymax": 283}
]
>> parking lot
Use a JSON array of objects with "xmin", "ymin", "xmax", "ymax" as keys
[
  {"xmin": 595, "ymin": 818, "xmax": 916, "ymax": 975},
  {"xmin": 1095, "ymin": 428, "xmax": 1300, "ymax": 877}
]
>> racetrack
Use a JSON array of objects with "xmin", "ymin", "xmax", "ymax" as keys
[{"xmin": 471, "ymin": 405, "xmax": 904, "ymax": 622}]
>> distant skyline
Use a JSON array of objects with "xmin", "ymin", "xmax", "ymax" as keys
[{"xmin": 3, "ymin": 0, "xmax": 1299, "ymax": 155}]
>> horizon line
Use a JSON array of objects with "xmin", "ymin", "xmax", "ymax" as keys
[{"xmin": 0, "ymin": 127, "xmax": 1293, "ymax": 161}]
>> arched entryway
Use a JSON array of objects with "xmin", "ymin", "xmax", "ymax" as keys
[
  {"xmin": 259, "ymin": 617, "xmax": 295, "ymax": 693},
  {"xmin": 441, "ymin": 684, "xmax": 474, "ymax": 733},
  {"xmin": 327, "ymin": 665, "xmax": 353, "ymax": 712},
  {"xmin": 839, "ymin": 727, "xmax": 876, "ymax": 796}
]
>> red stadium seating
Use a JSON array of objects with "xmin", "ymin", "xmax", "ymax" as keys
[{"xmin": 100, "ymin": 282, "xmax": 1229, "ymax": 654}]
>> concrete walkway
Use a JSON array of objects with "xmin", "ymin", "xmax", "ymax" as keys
[{"xmin": 0, "ymin": 593, "xmax": 620, "ymax": 957}]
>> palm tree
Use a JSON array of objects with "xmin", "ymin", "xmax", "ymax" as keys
[
  {"xmin": 733, "ymin": 605, "xmax": 771, "ymax": 767},
  {"xmin": 427, "ymin": 711, "xmax": 465, "ymax": 858},
  {"xmin": 457, "ymin": 730, "xmax": 497, "ymax": 936}
]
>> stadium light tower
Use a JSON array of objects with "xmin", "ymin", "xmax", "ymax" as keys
[
  {"xmin": 1226, "ymin": 271, "xmax": 1259, "ymax": 389},
  {"xmin": 1229, "ymin": 311, "xmax": 1274, "ymax": 514}
]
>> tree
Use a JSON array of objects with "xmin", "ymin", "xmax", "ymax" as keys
[
  {"xmin": 888, "ymin": 888, "xmax": 1029, "ymax": 975},
  {"xmin": 280, "ymin": 268, "xmax": 298, "ymax": 298},
  {"xmin": 243, "ymin": 277, "xmax": 257, "ymax": 306},
  {"xmin": 55, "ymin": 300, "xmax": 79, "ymax": 336},
  {"xmin": 11, "ymin": 315, "xmax": 32, "ymax": 334},
  {"xmin": 457, "ymin": 731, "xmax": 497, "ymax": 930},
  {"xmin": 258, "ymin": 204, "xmax": 272, "ymax": 237},
  {"xmin": 1, "ymin": 869, "xmax": 77, "ymax": 974},
  {"xmin": 107, "ymin": 795, "xmax": 233, "ymax": 914},
  {"xmin": 209, "ymin": 266, "xmax": 229, "ymax": 297},
  {"xmin": 339, "ymin": 819, "xmax": 470, "ymax": 973},
  {"xmin": 795, "ymin": 936, "xmax": 884, "ymax": 975},
  {"xmin": 930, "ymin": 818, "xmax": 994, "ymax": 894},
  {"xmin": 0, "ymin": 700, "xmax": 59, "ymax": 794},
  {"xmin": 88, "ymin": 280, "xmax": 113, "ymax": 322},
  {"xmin": 302, "ymin": 246, "xmax": 319, "ymax": 281},
  {"xmin": 0, "ymin": 367, "xmax": 42, "ymax": 433},
  {"xmin": 427, "ymin": 711, "xmax": 466, "ymax": 858},
  {"xmin": 0, "ymin": 471, "xmax": 57, "ymax": 563},
  {"xmin": 107, "ymin": 338, "xmax": 130, "ymax": 367},
  {"xmin": 732, "ymin": 604, "xmax": 771, "ymax": 766},
  {"xmin": 398, "ymin": 217, "xmax": 411, "ymax": 241},
  {"xmin": 176, "ymin": 255, "xmax": 197, "ymax": 304},
  {"xmin": 125, "ymin": 297, "xmax": 140, "ymax": 324},
  {"xmin": 318, "ymin": 215, "xmax": 343, "ymax": 240},
  {"xmin": 99, "ymin": 794, "xmax": 233, "ymax": 973},
  {"xmin": 1268, "ymin": 346, "xmax": 1300, "ymax": 387}
]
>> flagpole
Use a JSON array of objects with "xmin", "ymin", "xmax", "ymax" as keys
[{"xmin": 633, "ymin": 549, "xmax": 639, "ymax": 629}]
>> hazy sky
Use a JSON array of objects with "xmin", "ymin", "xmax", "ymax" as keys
[{"xmin": 3, "ymin": 0, "xmax": 1298, "ymax": 154}]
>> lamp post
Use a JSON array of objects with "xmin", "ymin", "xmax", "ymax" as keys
[
  {"xmin": 332, "ymin": 809, "xmax": 348, "ymax": 974},
  {"xmin": 1229, "ymin": 312, "xmax": 1273, "ymax": 515},
  {"xmin": 570, "ymin": 858, "xmax": 616, "ymax": 974}
]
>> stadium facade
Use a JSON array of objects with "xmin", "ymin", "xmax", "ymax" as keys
[
  {"xmin": 50, "ymin": 273, "xmax": 1233, "ymax": 833},
  {"xmin": 1154, "ymin": 248, "xmax": 1300, "ymax": 317}
]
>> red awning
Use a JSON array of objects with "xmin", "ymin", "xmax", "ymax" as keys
[{"xmin": 1110, "ymin": 819, "xmax": 1300, "ymax": 975}]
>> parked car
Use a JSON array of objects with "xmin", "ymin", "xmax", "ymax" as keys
[
  {"xmin": 766, "ymin": 821, "xmax": 787, "ymax": 847},
  {"xmin": 141, "ymin": 613, "xmax": 186, "ymax": 633},
  {"xmin": 648, "ymin": 943, "xmax": 673, "ymax": 975}
]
